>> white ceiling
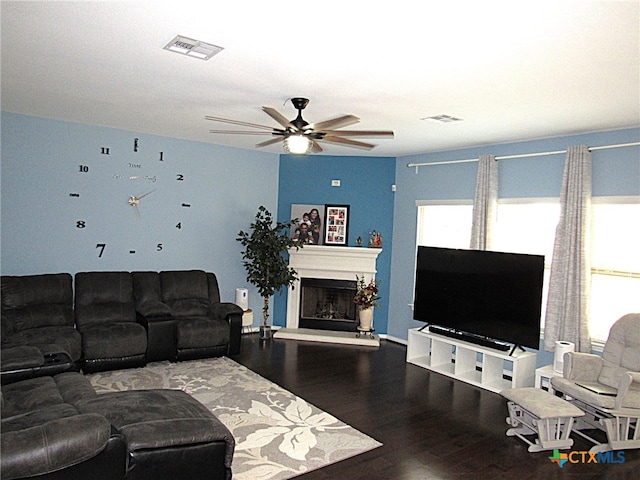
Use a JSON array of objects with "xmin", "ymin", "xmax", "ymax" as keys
[{"xmin": 2, "ymin": 1, "xmax": 639, "ymax": 157}]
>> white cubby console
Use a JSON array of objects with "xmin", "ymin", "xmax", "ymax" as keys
[{"xmin": 406, "ymin": 327, "xmax": 537, "ymax": 393}]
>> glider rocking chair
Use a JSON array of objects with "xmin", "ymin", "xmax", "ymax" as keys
[{"xmin": 551, "ymin": 313, "xmax": 640, "ymax": 452}]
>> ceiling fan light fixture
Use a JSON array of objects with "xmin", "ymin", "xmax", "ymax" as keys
[{"xmin": 283, "ymin": 135, "xmax": 312, "ymax": 155}]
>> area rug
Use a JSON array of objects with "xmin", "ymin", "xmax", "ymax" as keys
[{"xmin": 87, "ymin": 357, "xmax": 382, "ymax": 479}]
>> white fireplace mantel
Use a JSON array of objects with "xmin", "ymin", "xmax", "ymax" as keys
[{"xmin": 286, "ymin": 246, "xmax": 381, "ymax": 329}]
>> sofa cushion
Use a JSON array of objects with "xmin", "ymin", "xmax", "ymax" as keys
[
  {"xmin": 54, "ymin": 371, "xmax": 99, "ymax": 405},
  {"xmin": 75, "ymin": 272, "xmax": 137, "ymax": 327},
  {"xmin": 0, "ymin": 346, "xmax": 44, "ymax": 372},
  {"xmin": 160, "ymin": 270, "xmax": 209, "ymax": 303},
  {"xmin": 2, "ymin": 274, "xmax": 74, "ymax": 332},
  {"xmin": 1, "ymin": 376, "xmax": 66, "ymax": 418},
  {"xmin": 3, "ymin": 326, "xmax": 82, "ymax": 361},
  {"xmin": 80, "ymin": 323, "xmax": 147, "ymax": 359},
  {"xmin": 132, "ymin": 271, "xmax": 172, "ymax": 317},
  {"xmin": 176, "ymin": 317, "xmax": 230, "ymax": 349},
  {"xmin": 1, "ymin": 403, "xmax": 80, "ymax": 431}
]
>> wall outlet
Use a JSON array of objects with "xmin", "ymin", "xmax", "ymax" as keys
[{"xmin": 331, "ymin": 179, "xmax": 341, "ymax": 187}]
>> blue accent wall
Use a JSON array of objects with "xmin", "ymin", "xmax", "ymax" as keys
[
  {"xmin": 274, "ymin": 154, "xmax": 396, "ymax": 333},
  {"xmin": 1, "ymin": 112, "xmax": 279, "ymax": 313},
  {"xmin": 388, "ymin": 128, "xmax": 640, "ymax": 352}
]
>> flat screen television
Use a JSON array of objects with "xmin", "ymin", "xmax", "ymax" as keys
[{"xmin": 413, "ymin": 246, "xmax": 544, "ymax": 351}]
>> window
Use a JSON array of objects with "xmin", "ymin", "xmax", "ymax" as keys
[
  {"xmin": 415, "ymin": 200, "xmax": 472, "ymax": 248},
  {"xmin": 416, "ymin": 196, "xmax": 640, "ymax": 343},
  {"xmin": 589, "ymin": 198, "xmax": 640, "ymax": 341}
]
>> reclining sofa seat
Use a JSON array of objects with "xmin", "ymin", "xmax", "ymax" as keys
[
  {"xmin": 133, "ymin": 270, "xmax": 242, "ymax": 362},
  {"xmin": 1, "ymin": 273, "xmax": 82, "ymax": 384},
  {"xmin": 74, "ymin": 272, "xmax": 147, "ymax": 373}
]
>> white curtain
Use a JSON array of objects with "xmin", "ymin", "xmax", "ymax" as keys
[
  {"xmin": 470, "ymin": 154, "xmax": 498, "ymax": 250},
  {"xmin": 544, "ymin": 145, "xmax": 592, "ymax": 353}
]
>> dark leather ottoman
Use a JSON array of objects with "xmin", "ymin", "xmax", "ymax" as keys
[{"xmin": 76, "ymin": 389, "xmax": 234, "ymax": 480}]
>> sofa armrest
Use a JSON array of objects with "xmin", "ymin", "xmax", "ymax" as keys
[
  {"xmin": 563, "ymin": 352, "xmax": 604, "ymax": 382},
  {"xmin": 0, "ymin": 414, "xmax": 112, "ymax": 480},
  {"xmin": 136, "ymin": 301, "xmax": 172, "ymax": 319},
  {"xmin": 1, "ymin": 346, "xmax": 44, "ymax": 372},
  {"xmin": 207, "ymin": 302, "xmax": 242, "ymax": 319},
  {"xmin": 208, "ymin": 303, "xmax": 243, "ymax": 356}
]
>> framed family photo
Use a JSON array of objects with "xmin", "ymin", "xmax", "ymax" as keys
[
  {"xmin": 323, "ymin": 204, "xmax": 350, "ymax": 246},
  {"xmin": 290, "ymin": 204, "xmax": 324, "ymax": 245}
]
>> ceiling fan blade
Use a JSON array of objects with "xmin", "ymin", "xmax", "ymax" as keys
[
  {"xmin": 310, "ymin": 115, "xmax": 360, "ymax": 131},
  {"xmin": 262, "ymin": 107, "xmax": 294, "ymax": 129},
  {"xmin": 322, "ymin": 130, "xmax": 394, "ymax": 138},
  {"xmin": 255, "ymin": 137, "xmax": 284, "ymax": 148},
  {"xmin": 209, "ymin": 129, "xmax": 277, "ymax": 135},
  {"xmin": 320, "ymin": 135, "xmax": 376, "ymax": 150},
  {"xmin": 205, "ymin": 115, "xmax": 275, "ymax": 131},
  {"xmin": 311, "ymin": 140, "xmax": 323, "ymax": 153}
]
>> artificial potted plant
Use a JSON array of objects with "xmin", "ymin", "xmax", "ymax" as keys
[
  {"xmin": 354, "ymin": 275, "xmax": 380, "ymax": 331},
  {"xmin": 237, "ymin": 206, "xmax": 303, "ymax": 339}
]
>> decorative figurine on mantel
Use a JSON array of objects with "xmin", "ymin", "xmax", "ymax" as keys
[
  {"xmin": 356, "ymin": 236, "xmax": 363, "ymax": 247},
  {"xmin": 368, "ymin": 230, "xmax": 382, "ymax": 248}
]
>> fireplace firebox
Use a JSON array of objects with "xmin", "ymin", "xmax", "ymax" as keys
[{"xmin": 298, "ymin": 278, "xmax": 357, "ymax": 332}]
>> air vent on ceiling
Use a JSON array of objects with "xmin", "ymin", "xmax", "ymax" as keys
[
  {"xmin": 421, "ymin": 114, "xmax": 463, "ymax": 123},
  {"xmin": 163, "ymin": 35, "xmax": 224, "ymax": 60}
]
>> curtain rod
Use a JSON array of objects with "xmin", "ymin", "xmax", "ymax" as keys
[{"xmin": 406, "ymin": 141, "xmax": 640, "ymax": 172}]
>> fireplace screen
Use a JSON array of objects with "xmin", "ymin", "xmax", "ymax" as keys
[{"xmin": 299, "ymin": 278, "xmax": 357, "ymax": 331}]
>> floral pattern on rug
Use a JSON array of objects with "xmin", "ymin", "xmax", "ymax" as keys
[{"xmin": 88, "ymin": 356, "xmax": 381, "ymax": 480}]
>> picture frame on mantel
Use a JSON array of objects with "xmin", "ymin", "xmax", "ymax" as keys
[
  {"xmin": 323, "ymin": 204, "xmax": 350, "ymax": 246},
  {"xmin": 290, "ymin": 204, "xmax": 324, "ymax": 245}
]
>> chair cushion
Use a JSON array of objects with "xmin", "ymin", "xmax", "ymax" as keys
[
  {"xmin": 80, "ymin": 323, "xmax": 147, "ymax": 359},
  {"xmin": 551, "ymin": 376, "xmax": 616, "ymax": 409},
  {"xmin": 175, "ymin": 317, "xmax": 230, "ymax": 349},
  {"xmin": 599, "ymin": 313, "xmax": 640, "ymax": 388}
]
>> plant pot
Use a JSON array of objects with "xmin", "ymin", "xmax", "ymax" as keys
[
  {"xmin": 358, "ymin": 307, "xmax": 374, "ymax": 330},
  {"xmin": 259, "ymin": 325, "xmax": 272, "ymax": 340}
]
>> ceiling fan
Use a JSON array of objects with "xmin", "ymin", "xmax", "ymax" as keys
[{"xmin": 205, "ymin": 97, "xmax": 394, "ymax": 154}]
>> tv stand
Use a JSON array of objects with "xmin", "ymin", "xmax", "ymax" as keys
[
  {"xmin": 406, "ymin": 327, "xmax": 536, "ymax": 393},
  {"xmin": 427, "ymin": 325, "xmax": 511, "ymax": 352}
]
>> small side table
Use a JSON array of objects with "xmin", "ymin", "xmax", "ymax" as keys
[
  {"xmin": 242, "ymin": 309, "xmax": 254, "ymax": 334},
  {"xmin": 535, "ymin": 364, "xmax": 563, "ymax": 392}
]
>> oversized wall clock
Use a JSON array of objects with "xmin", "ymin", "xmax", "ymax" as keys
[{"xmin": 70, "ymin": 137, "xmax": 191, "ymax": 259}]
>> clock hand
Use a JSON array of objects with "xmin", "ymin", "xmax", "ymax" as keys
[{"xmin": 137, "ymin": 189, "xmax": 156, "ymax": 200}]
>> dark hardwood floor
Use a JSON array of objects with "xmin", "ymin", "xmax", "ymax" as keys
[{"xmin": 231, "ymin": 334, "xmax": 639, "ymax": 479}]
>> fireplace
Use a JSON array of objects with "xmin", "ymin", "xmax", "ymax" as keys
[
  {"xmin": 286, "ymin": 246, "xmax": 381, "ymax": 330},
  {"xmin": 299, "ymin": 278, "xmax": 357, "ymax": 331}
]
